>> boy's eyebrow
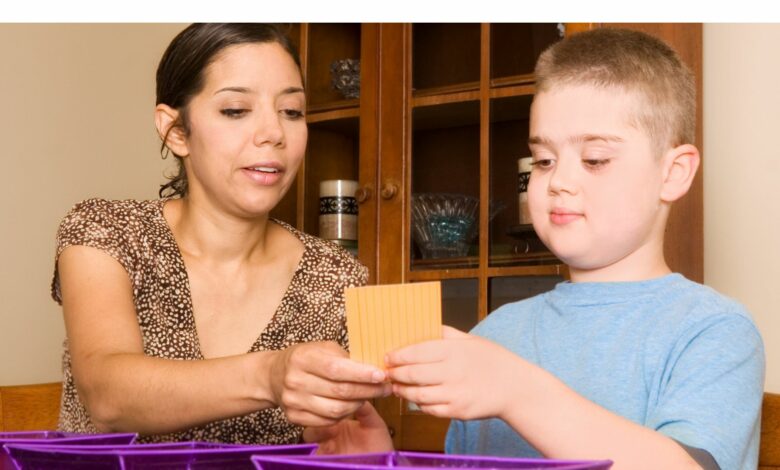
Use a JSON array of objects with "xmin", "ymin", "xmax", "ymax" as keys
[
  {"xmin": 528, "ymin": 136, "xmax": 552, "ymax": 146},
  {"xmin": 527, "ymin": 134, "xmax": 625, "ymax": 146},
  {"xmin": 574, "ymin": 134, "xmax": 625, "ymax": 144}
]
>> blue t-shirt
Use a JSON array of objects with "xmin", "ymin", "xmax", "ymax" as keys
[{"xmin": 445, "ymin": 274, "xmax": 765, "ymax": 470}]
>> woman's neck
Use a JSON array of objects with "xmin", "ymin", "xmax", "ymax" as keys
[{"xmin": 163, "ymin": 196, "xmax": 274, "ymax": 265}]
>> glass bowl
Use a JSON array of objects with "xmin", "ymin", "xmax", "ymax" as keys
[{"xmin": 411, "ymin": 193, "xmax": 503, "ymax": 259}]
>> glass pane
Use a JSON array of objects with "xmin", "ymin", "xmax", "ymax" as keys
[
  {"xmin": 305, "ymin": 118, "xmax": 360, "ymax": 244},
  {"xmin": 488, "ymin": 276, "xmax": 563, "ymax": 313},
  {"xmin": 307, "ymin": 23, "xmax": 361, "ymax": 107},
  {"xmin": 489, "ymin": 95, "xmax": 558, "ymax": 267},
  {"xmin": 410, "ymin": 102, "xmax": 480, "ymax": 270},
  {"xmin": 413, "ymin": 24, "xmax": 480, "ymax": 92},
  {"xmin": 440, "ymin": 278, "xmax": 479, "ymax": 333},
  {"xmin": 490, "ymin": 24, "xmax": 562, "ymax": 81}
]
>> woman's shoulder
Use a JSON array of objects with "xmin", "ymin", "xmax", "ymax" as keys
[
  {"xmin": 63, "ymin": 198, "xmax": 163, "ymax": 221},
  {"xmin": 273, "ymin": 219, "xmax": 367, "ymax": 285},
  {"xmin": 57, "ymin": 198, "xmax": 166, "ymax": 244}
]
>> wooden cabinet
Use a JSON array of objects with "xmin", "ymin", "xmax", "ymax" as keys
[{"xmin": 277, "ymin": 23, "xmax": 703, "ymax": 452}]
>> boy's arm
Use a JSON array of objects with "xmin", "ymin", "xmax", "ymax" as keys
[{"xmin": 387, "ymin": 325, "xmax": 759, "ymax": 470}]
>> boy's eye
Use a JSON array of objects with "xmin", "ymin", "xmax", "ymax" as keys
[
  {"xmin": 530, "ymin": 159, "xmax": 554, "ymax": 169},
  {"xmin": 582, "ymin": 158, "xmax": 610, "ymax": 169},
  {"xmin": 220, "ymin": 108, "xmax": 248, "ymax": 118},
  {"xmin": 280, "ymin": 108, "xmax": 305, "ymax": 120}
]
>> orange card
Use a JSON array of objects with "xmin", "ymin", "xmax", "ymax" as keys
[{"xmin": 345, "ymin": 281, "xmax": 442, "ymax": 368}]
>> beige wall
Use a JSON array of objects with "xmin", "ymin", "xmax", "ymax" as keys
[
  {"xmin": 0, "ymin": 24, "xmax": 184, "ymax": 385},
  {"xmin": 1, "ymin": 24, "xmax": 778, "ymax": 394},
  {"xmin": 703, "ymin": 24, "xmax": 780, "ymax": 392}
]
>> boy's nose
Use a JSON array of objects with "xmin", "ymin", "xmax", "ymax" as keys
[
  {"xmin": 252, "ymin": 109, "xmax": 285, "ymax": 148},
  {"xmin": 547, "ymin": 159, "xmax": 578, "ymax": 195}
]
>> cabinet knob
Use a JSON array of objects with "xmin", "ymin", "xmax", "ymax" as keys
[
  {"xmin": 387, "ymin": 426, "xmax": 396, "ymax": 438},
  {"xmin": 355, "ymin": 186, "xmax": 372, "ymax": 204},
  {"xmin": 380, "ymin": 182, "xmax": 398, "ymax": 200}
]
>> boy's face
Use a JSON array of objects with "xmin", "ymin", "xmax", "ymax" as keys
[{"xmin": 528, "ymin": 84, "xmax": 667, "ymax": 279}]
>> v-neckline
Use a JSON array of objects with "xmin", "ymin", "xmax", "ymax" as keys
[{"xmin": 155, "ymin": 198, "xmax": 310, "ymax": 359}]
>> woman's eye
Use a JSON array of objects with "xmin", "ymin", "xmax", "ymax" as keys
[
  {"xmin": 281, "ymin": 108, "xmax": 305, "ymax": 120},
  {"xmin": 220, "ymin": 108, "xmax": 248, "ymax": 118}
]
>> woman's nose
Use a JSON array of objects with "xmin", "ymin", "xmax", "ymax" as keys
[{"xmin": 253, "ymin": 108, "xmax": 285, "ymax": 148}]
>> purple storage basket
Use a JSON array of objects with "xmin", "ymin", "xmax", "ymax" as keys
[
  {"xmin": 0, "ymin": 432, "xmax": 136, "ymax": 470},
  {"xmin": 5, "ymin": 441, "xmax": 317, "ymax": 470},
  {"xmin": 251, "ymin": 451, "xmax": 613, "ymax": 470}
]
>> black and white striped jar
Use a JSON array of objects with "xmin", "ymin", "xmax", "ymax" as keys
[{"xmin": 319, "ymin": 179, "xmax": 358, "ymax": 242}]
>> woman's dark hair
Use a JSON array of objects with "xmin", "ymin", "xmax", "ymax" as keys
[{"xmin": 156, "ymin": 23, "xmax": 301, "ymax": 198}]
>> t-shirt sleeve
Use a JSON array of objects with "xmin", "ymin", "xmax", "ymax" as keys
[
  {"xmin": 50, "ymin": 199, "xmax": 136, "ymax": 305},
  {"xmin": 647, "ymin": 312, "xmax": 765, "ymax": 470},
  {"xmin": 444, "ymin": 419, "xmax": 467, "ymax": 454}
]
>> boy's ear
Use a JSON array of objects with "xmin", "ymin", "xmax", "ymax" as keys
[
  {"xmin": 154, "ymin": 104, "xmax": 190, "ymax": 157},
  {"xmin": 660, "ymin": 143, "xmax": 700, "ymax": 203}
]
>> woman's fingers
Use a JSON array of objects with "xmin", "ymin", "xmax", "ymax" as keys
[{"xmin": 291, "ymin": 342, "xmax": 386, "ymax": 383}]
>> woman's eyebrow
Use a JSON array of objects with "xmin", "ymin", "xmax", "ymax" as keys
[
  {"xmin": 213, "ymin": 86, "xmax": 305, "ymax": 96},
  {"xmin": 280, "ymin": 86, "xmax": 305, "ymax": 95}
]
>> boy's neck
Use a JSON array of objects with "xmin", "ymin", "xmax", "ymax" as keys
[{"xmin": 568, "ymin": 248, "xmax": 672, "ymax": 284}]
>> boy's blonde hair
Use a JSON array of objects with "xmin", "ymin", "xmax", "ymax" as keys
[{"xmin": 535, "ymin": 28, "xmax": 695, "ymax": 156}]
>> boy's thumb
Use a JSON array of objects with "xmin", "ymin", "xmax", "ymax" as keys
[
  {"xmin": 354, "ymin": 401, "xmax": 385, "ymax": 427},
  {"xmin": 441, "ymin": 325, "xmax": 469, "ymax": 339}
]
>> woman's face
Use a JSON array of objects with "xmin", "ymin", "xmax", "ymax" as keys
[{"xmin": 181, "ymin": 42, "xmax": 307, "ymax": 218}]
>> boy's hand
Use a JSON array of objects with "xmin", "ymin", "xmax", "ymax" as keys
[
  {"xmin": 385, "ymin": 326, "xmax": 523, "ymax": 421},
  {"xmin": 303, "ymin": 401, "xmax": 394, "ymax": 454},
  {"xmin": 269, "ymin": 342, "xmax": 392, "ymax": 427}
]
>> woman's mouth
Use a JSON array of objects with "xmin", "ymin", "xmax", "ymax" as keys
[{"xmin": 242, "ymin": 165, "xmax": 284, "ymax": 185}]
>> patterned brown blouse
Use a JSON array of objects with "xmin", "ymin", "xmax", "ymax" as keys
[{"xmin": 51, "ymin": 198, "xmax": 368, "ymax": 444}]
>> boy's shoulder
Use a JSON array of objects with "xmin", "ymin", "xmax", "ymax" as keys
[{"xmin": 472, "ymin": 274, "xmax": 758, "ymax": 337}]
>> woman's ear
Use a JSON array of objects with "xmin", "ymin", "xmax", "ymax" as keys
[
  {"xmin": 660, "ymin": 143, "xmax": 700, "ymax": 203},
  {"xmin": 154, "ymin": 104, "xmax": 189, "ymax": 157}
]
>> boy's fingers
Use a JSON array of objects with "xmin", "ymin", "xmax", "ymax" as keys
[
  {"xmin": 392, "ymin": 383, "xmax": 447, "ymax": 407},
  {"xmin": 385, "ymin": 340, "xmax": 446, "ymax": 367},
  {"xmin": 386, "ymin": 363, "xmax": 445, "ymax": 386}
]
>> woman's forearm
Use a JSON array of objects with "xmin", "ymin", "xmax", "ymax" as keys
[{"xmin": 74, "ymin": 350, "xmax": 277, "ymax": 434}]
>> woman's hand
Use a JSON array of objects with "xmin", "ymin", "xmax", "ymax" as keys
[
  {"xmin": 269, "ymin": 341, "xmax": 392, "ymax": 427},
  {"xmin": 385, "ymin": 326, "xmax": 524, "ymax": 422},
  {"xmin": 303, "ymin": 401, "xmax": 394, "ymax": 455}
]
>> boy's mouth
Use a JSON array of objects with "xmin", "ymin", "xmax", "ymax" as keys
[{"xmin": 550, "ymin": 208, "xmax": 583, "ymax": 226}]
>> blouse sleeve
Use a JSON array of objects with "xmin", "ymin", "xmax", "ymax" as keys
[{"xmin": 51, "ymin": 198, "xmax": 137, "ymax": 304}]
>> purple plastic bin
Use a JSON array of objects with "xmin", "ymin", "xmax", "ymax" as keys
[
  {"xmin": 5, "ymin": 441, "xmax": 317, "ymax": 470},
  {"xmin": 251, "ymin": 451, "xmax": 613, "ymax": 470},
  {"xmin": 0, "ymin": 432, "xmax": 136, "ymax": 470}
]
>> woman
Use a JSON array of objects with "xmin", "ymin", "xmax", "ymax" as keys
[{"xmin": 51, "ymin": 23, "xmax": 389, "ymax": 444}]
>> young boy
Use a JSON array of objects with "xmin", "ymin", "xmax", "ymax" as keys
[{"xmin": 306, "ymin": 28, "xmax": 764, "ymax": 469}]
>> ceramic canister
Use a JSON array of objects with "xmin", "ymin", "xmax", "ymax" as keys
[{"xmin": 319, "ymin": 180, "xmax": 358, "ymax": 241}]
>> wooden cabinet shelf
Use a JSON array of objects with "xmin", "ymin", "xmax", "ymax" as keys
[
  {"xmin": 307, "ymin": 100, "xmax": 359, "ymax": 115},
  {"xmin": 290, "ymin": 22, "xmax": 703, "ymax": 453}
]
